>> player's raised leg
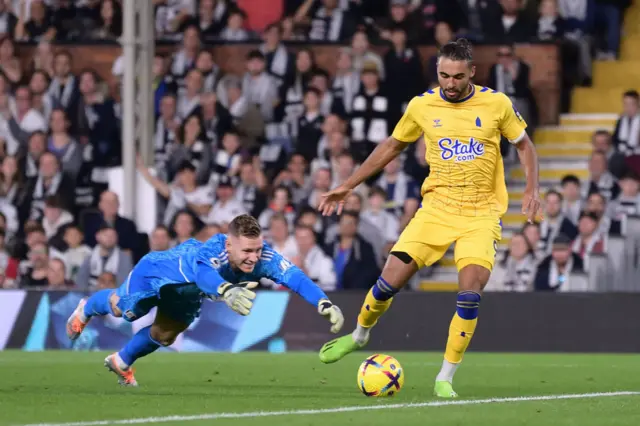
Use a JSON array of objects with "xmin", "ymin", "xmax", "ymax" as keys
[
  {"xmin": 66, "ymin": 289, "xmax": 118, "ymax": 340},
  {"xmin": 105, "ymin": 284, "xmax": 199, "ymax": 386},
  {"xmin": 319, "ymin": 253, "xmax": 419, "ymax": 363}
]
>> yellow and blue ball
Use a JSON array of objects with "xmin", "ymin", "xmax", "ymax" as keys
[{"xmin": 357, "ymin": 354, "xmax": 404, "ymax": 397}]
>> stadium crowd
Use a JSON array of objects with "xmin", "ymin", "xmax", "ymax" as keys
[{"xmin": 0, "ymin": 0, "xmax": 636, "ymax": 293}]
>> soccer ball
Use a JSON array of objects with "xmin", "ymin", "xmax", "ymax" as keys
[{"xmin": 357, "ymin": 354, "xmax": 404, "ymax": 397}]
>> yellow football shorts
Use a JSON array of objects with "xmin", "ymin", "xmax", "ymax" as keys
[{"xmin": 391, "ymin": 204, "xmax": 502, "ymax": 272}]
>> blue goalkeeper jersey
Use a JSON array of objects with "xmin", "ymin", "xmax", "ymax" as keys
[{"xmin": 142, "ymin": 234, "xmax": 328, "ymax": 306}]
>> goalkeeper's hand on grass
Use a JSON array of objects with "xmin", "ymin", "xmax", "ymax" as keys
[
  {"xmin": 217, "ymin": 281, "xmax": 259, "ymax": 316},
  {"xmin": 318, "ymin": 299, "xmax": 344, "ymax": 333}
]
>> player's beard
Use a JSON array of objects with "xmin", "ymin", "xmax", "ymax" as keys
[{"xmin": 442, "ymin": 83, "xmax": 471, "ymax": 101}]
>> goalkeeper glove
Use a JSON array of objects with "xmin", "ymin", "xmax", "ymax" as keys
[
  {"xmin": 318, "ymin": 299, "xmax": 344, "ymax": 333},
  {"xmin": 217, "ymin": 281, "xmax": 259, "ymax": 316}
]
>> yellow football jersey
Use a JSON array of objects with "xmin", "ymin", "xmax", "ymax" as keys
[{"xmin": 391, "ymin": 84, "xmax": 527, "ymax": 217}]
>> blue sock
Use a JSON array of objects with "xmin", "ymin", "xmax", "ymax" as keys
[
  {"xmin": 83, "ymin": 289, "xmax": 115, "ymax": 318},
  {"xmin": 118, "ymin": 326, "xmax": 161, "ymax": 367}
]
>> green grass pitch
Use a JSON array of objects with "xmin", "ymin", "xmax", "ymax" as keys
[{"xmin": 1, "ymin": 351, "xmax": 639, "ymax": 426}]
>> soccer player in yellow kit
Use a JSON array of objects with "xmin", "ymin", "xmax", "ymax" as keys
[{"xmin": 317, "ymin": 39, "xmax": 541, "ymax": 398}]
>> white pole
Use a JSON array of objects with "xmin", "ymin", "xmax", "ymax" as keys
[
  {"xmin": 121, "ymin": 0, "xmax": 137, "ymax": 219},
  {"xmin": 139, "ymin": 0, "xmax": 155, "ymax": 167}
]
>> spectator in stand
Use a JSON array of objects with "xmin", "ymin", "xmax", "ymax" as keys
[
  {"xmin": 522, "ymin": 221, "xmax": 544, "ymax": 259},
  {"xmin": 350, "ymin": 30, "xmax": 385, "ymax": 80},
  {"xmin": 384, "ymin": 26, "xmax": 425, "ymax": 112},
  {"xmin": 572, "ymin": 211, "xmax": 607, "ymax": 270},
  {"xmin": 220, "ymin": 77, "xmax": 265, "ymax": 143},
  {"xmin": 95, "ymin": 271, "xmax": 117, "ymax": 289},
  {"xmin": 312, "ymin": 117, "xmax": 348, "ymax": 172},
  {"xmin": 19, "ymin": 240, "xmax": 49, "ymax": 287},
  {"xmin": 0, "ymin": 3, "xmax": 18, "ymax": 38},
  {"xmin": 30, "ymin": 40, "xmax": 55, "ymax": 77},
  {"xmin": 149, "ymin": 225, "xmax": 172, "ymax": 252},
  {"xmin": 361, "ymin": 186, "xmax": 399, "ymax": 265},
  {"xmin": 592, "ymin": 129, "xmax": 627, "ymax": 179},
  {"xmin": 61, "ymin": 225, "xmax": 90, "ymax": 282},
  {"xmin": 41, "ymin": 194, "xmax": 73, "ymax": 248},
  {"xmin": 210, "ymin": 130, "xmax": 243, "ymax": 186},
  {"xmin": 0, "ymin": 37, "xmax": 22, "ymax": 85},
  {"xmin": 273, "ymin": 153, "xmax": 311, "ymax": 205},
  {"xmin": 488, "ymin": 43, "xmax": 537, "ymax": 133},
  {"xmin": 186, "ymin": 0, "xmax": 228, "ymax": 41},
  {"xmin": 309, "ymin": 69, "xmax": 342, "ymax": 117},
  {"xmin": 296, "ymin": 88, "xmax": 325, "ymax": 163},
  {"xmin": 426, "ymin": 21, "xmax": 454, "ymax": 87},
  {"xmin": 585, "ymin": 191, "xmax": 623, "ymax": 236},
  {"xmin": 277, "ymin": 48, "xmax": 316, "ymax": 136},
  {"xmin": 170, "ymin": 210, "xmax": 197, "ymax": 246},
  {"xmin": 195, "ymin": 50, "xmax": 221, "ymax": 94},
  {"xmin": 328, "ymin": 210, "xmax": 380, "ymax": 290},
  {"xmin": 609, "ymin": 171, "xmax": 640, "ymax": 219},
  {"xmin": 332, "ymin": 151, "xmax": 368, "ymax": 198},
  {"xmin": 29, "ymin": 152, "xmax": 75, "ymax": 221},
  {"xmin": 48, "ymin": 50, "xmax": 79, "ymax": 116},
  {"xmin": 0, "ymin": 155, "xmax": 30, "ymax": 225},
  {"xmin": 29, "ymin": 70, "xmax": 53, "ymax": 123},
  {"xmin": 234, "ymin": 158, "xmax": 268, "ymax": 217},
  {"xmin": 206, "ymin": 175, "xmax": 247, "ymax": 227},
  {"xmin": 82, "ymin": 191, "xmax": 138, "ymax": 252},
  {"xmin": 305, "ymin": 166, "xmax": 332, "ymax": 209},
  {"xmin": 539, "ymin": 189, "xmax": 578, "ymax": 254},
  {"xmin": 242, "ymin": 50, "xmax": 279, "ymax": 122},
  {"xmin": 170, "ymin": 25, "xmax": 201, "ymax": 87},
  {"xmin": 594, "ymin": 0, "xmax": 628, "ymax": 60},
  {"xmin": 14, "ymin": 0, "xmax": 56, "ymax": 42},
  {"xmin": 267, "ymin": 212, "xmax": 298, "ymax": 260},
  {"xmin": 0, "ymin": 190, "xmax": 17, "ymax": 237},
  {"xmin": 493, "ymin": 231, "xmax": 537, "ymax": 292},
  {"xmin": 75, "ymin": 223, "xmax": 133, "ymax": 290},
  {"xmin": 91, "ymin": 0, "xmax": 122, "ymax": 40},
  {"xmin": 260, "ymin": 22, "xmax": 294, "ymax": 86},
  {"xmin": 155, "ymin": 0, "xmax": 197, "ymax": 41},
  {"xmin": 376, "ymin": 0, "xmax": 421, "ymax": 43},
  {"xmin": 561, "ymin": 174, "xmax": 583, "ymax": 225},
  {"xmin": 199, "ymin": 92, "xmax": 233, "ymax": 148},
  {"xmin": 46, "ymin": 257, "xmax": 73, "ymax": 288},
  {"xmin": 2, "ymin": 85, "xmax": 47, "ymax": 156},
  {"xmin": 350, "ymin": 61, "xmax": 393, "ymax": 163},
  {"xmin": 303, "ymin": 0, "xmax": 357, "ymax": 42},
  {"xmin": 583, "ymin": 150, "xmax": 620, "ymax": 201},
  {"xmin": 168, "ymin": 113, "xmax": 211, "ymax": 184},
  {"xmin": 0, "ymin": 228, "xmax": 19, "ymax": 288},
  {"xmin": 178, "ymin": 68, "xmax": 203, "ymax": 120},
  {"xmin": 485, "ymin": 0, "xmax": 536, "ymax": 43},
  {"xmin": 612, "ymin": 90, "xmax": 640, "ymax": 166},
  {"xmin": 376, "ymin": 156, "xmax": 420, "ymax": 227},
  {"xmin": 292, "ymin": 224, "xmax": 336, "ymax": 290},
  {"xmin": 154, "ymin": 94, "xmax": 180, "ymax": 176},
  {"xmin": 537, "ymin": 0, "xmax": 565, "ymax": 41},
  {"xmin": 296, "ymin": 205, "xmax": 326, "ymax": 243},
  {"xmin": 219, "ymin": 9, "xmax": 252, "ymax": 41},
  {"xmin": 258, "ymin": 185, "xmax": 296, "ymax": 231},
  {"xmin": 534, "ymin": 233, "xmax": 586, "ymax": 291},
  {"xmin": 138, "ymin": 159, "xmax": 213, "ymax": 226},
  {"xmin": 331, "ymin": 48, "xmax": 359, "ymax": 115},
  {"xmin": 150, "ymin": 54, "xmax": 178, "ymax": 116},
  {"xmin": 558, "ymin": 0, "xmax": 595, "ymax": 85},
  {"xmin": 47, "ymin": 108, "xmax": 83, "ymax": 181}
]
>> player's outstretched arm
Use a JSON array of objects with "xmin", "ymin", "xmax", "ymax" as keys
[
  {"xmin": 318, "ymin": 136, "xmax": 409, "ymax": 216},
  {"xmin": 265, "ymin": 254, "xmax": 344, "ymax": 333},
  {"xmin": 195, "ymin": 261, "xmax": 258, "ymax": 316},
  {"xmin": 515, "ymin": 133, "xmax": 541, "ymax": 223}
]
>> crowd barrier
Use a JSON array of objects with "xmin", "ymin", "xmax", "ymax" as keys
[{"xmin": 2, "ymin": 290, "xmax": 640, "ymax": 353}]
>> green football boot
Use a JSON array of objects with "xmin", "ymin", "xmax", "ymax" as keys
[
  {"xmin": 434, "ymin": 381, "xmax": 459, "ymax": 398},
  {"xmin": 318, "ymin": 334, "xmax": 365, "ymax": 364}
]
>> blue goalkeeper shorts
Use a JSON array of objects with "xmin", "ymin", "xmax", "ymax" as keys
[{"xmin": 114, "ymin": 258, "xmax": 205, "ymax": 325}]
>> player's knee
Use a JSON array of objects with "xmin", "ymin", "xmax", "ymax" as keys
[
  {"xmin": 150, "ymin": 326, "xmax": 180, "ymax": 347},
  {"xmin": 109, "ymin": 294, "xmax": 123, "ymax": 317},
  {"xmin": 458, "ymin": 262, "xmax": 491, "ymax": 292},
  {"xmin": 456, "ymin": 291, "xmax": 481, "ymax": 320}
]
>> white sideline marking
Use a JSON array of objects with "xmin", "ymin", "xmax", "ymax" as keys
[{"xmin": 18, "ymin": 391, "xmax": 640, "ymax": 426}]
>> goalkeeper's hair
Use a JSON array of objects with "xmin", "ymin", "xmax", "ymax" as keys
[
  {"xmin": 438, "ymin": 38, "xmax": 473, "ymax": 65},
  {"xmin": 228, "ymin": 214, "xmax": 262, "ymax": 239}
]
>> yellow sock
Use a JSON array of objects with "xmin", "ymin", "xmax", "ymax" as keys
[
  {"xmin": 444, "ymin": 312, "xmax": 478, "ymax": 363},
  {"xmin": 357, "ymin": 278, "xmax": 397, "ymax": 328},
  {"xmin": 443, "ymin": 291, "xmax": 481, "ymax": 364}
]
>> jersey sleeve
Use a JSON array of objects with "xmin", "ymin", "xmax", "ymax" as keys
[
  {"xmin": 497, "ymin": 93, "xmax": 528, "ymax": 144},
  {"xmin": 193, "ymin": 236, "xmax": 227, "ymax": 295},
  {"xmin": 391, "ymin": 96, "xmax": 424, "ymax": 143},
  {"xmin": 260, "ymin": 248, "xmax": 328, "ymax": 306}
]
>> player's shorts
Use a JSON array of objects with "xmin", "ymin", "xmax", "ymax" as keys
[
  {"xmin": 114, "ymin": 258, "xmax": 204, "ymax": 325},
  {"xmin": 391, "ymin": 203, "xmax": 502, "ymax": 271}
]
